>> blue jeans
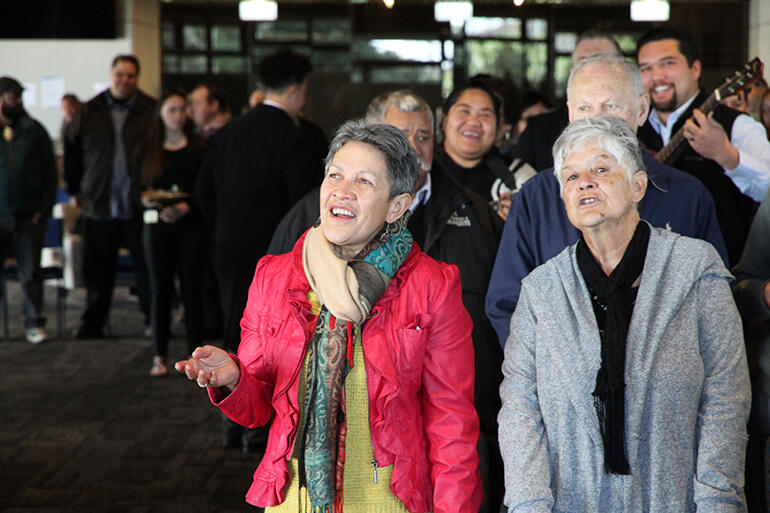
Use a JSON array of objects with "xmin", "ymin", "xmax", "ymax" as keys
[{"xmin": 0, "ymin": 214, "xmax": 46, "ymax": 328}]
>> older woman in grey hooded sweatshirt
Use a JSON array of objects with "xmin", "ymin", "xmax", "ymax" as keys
[{"xmin": 499, "ymin": 116, "xmax": 750, "ymax": 513}]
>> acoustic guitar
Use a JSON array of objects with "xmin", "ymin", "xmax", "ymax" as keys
[{"xmin": 655, "ymin": 57, "xmax": 763, "ymax": 164}]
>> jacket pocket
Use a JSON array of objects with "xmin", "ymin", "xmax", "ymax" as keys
[{"xmin": 395, "ymin": 326, "xmax": 427, "ymax": 381}]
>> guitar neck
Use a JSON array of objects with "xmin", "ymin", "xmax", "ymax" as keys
[{"xmin": 655, "ymin": 57, "xmax": 762, "ymax": 164}]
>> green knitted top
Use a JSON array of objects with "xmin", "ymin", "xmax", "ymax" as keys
[{"xmin": 266, "ymin": 292, "xmax": 409, "ymax": 513}]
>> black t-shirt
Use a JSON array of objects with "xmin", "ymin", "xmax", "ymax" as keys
[
  {"xmin": 435, "ymin": 146, "xmax": 497, "ymax": 201},
  {"xmin": 153, "ymin": 145, "xmax": 203, "ymax": 196}
]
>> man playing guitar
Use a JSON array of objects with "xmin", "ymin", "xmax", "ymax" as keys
[{"xmin": 636, "ymin": 26, "xmax": 770, "ymax": 264}]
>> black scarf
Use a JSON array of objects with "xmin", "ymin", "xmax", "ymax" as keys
[{"xmin": 576, "ymin": 221, "xmax": 650, "ymax": 475}]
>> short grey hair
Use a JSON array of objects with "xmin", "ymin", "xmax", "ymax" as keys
[
  {"xmin": 364, "ymin": 89, "xmax": 435, "ymax": 128},
  {"xmin": 567, "ymin": 54, "xmax": 644, "ymax": 100},
  {"xmin": 553, "ymin": 116, "xmax": 645, "ymax": 189},
  {"xmin": 325, "ymin": 119, "xmax": 419, "ymax": 197}
]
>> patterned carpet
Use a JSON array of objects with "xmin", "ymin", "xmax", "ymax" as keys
[{"xmin": 1, "ymin": 282, "xmax": 262, "ymax": 512}]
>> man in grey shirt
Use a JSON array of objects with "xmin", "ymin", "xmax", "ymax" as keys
[{"xmin": 64, "ymin": 55, "xmax": 156, "ymax": 339}]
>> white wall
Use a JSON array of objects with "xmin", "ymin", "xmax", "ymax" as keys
[
  {"xmin": 749, "ymin": 0, "xmax": 770, "ymax": 72},
  {"xmin": 0, "ymin": 39, "xmax": 132, "ymax": 142},
  {"xmin": 0, "ymin": 0, "xmax": 161, "ymax": 144}
]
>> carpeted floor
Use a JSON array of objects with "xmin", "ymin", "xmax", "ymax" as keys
[{"xmin": 1, "ymin": 282, "xmax": 262, "ymax": 512}]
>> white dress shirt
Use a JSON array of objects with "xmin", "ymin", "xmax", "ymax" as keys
[
  {"xmin": 648, "ymin": 90, "xmax": 770, "ymax": 202},
  {"xmin": 408, "ymin": 172, "xmax": 432, "ymax": 213}
]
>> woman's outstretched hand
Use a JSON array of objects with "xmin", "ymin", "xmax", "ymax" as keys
[{"xmin": 175, "ymin": 345, "xmax": 240, "ymax": 391}]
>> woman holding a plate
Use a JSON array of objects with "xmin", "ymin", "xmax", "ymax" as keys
[{"xmin": 134, "ymin": 90, "xmax": 208, "ymax": 376}]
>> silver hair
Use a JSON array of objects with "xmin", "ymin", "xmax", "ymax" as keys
[
  {"xmin": 325, "ymin": 119, "xmax": 419, "ymax": 197},
  {"xmin": 552, "ymin": 116, "xmax": 646, "ymax": 190},
  {"xmin": 364, "ymin": 89, "xmax": 435, "ymax": 128},
  {"xmin": 567, "ymin": 54, "xmax": 644, "ymax": 100}
]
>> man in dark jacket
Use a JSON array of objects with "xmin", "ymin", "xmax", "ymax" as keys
[
  {"xmin": 0, "ymin": 76, "xmax": 58, "ymax": 343},
  {"xmin": 189, "ymin": 83, "xmax": 231, "ymax": 139},
  {"xmin": 196, "ymin": 48, "xmax": 324, "ymax": 355},
  {"xmin": 196, "ymin": 50, "xmax": 325, "ymax": 452},
  {"xmin": 268, "ymin": 90, "xmax": 505, "ymax": 513},
  {"xmin": 64, "ymin": 55, "xmax": 156, "ymax": 339}
]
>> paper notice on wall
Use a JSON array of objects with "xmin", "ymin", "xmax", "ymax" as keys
[
  {"xmin": 22, "ymin": 83, "xmax": 37, "ymax": 108},
  {"xmin": 41, "ymin": 76, "xmax": 65, "ymax": 109}
]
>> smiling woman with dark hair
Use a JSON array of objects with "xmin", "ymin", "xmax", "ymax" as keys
[
  {"xmin": 438, "ymin": 80, "xmax": 517, "ymax": 220},
  {"xmin": 134, "ymin": 90, "xmax": 208, "ymax": 377},
  {"xmin": 177, "ymin": 120, "xmax": 482, "ymax": 513},
  {"xmin": 499, "ymin": 116, "xmax": 750, "ymax": 512}
]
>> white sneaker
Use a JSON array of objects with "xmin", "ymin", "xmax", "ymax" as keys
[{"xmin": 26, "ymin": 327, "xmax": 49, "ymax": 344}]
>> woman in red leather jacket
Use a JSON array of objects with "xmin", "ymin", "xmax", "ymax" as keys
[{"xmin": 177, "ymin": 121, "xmax": 483, "ymax": 513}]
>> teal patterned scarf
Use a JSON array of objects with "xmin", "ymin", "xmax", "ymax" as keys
[{"xmin": 298, "ymin": 215, "xmax": 412, "ymax": 512}]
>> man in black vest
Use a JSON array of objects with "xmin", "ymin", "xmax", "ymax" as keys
[{"xmin": 636, "ymin": 26, "xmax": 770, "ymax": 264}]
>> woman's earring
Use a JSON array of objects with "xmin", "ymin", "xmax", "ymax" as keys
[{"xmin": 379, "ymin": 222, "xmax": 393, "ymax": 242}]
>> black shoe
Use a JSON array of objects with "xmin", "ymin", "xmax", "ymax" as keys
[
  {"xmin": 242, "ymin": 426, "xmax": 269, "ymax": 454},
  {"xmin": 222, "ymin": 423, "xmax": 244, "ymax": 450},
  {"xmin": 242, "ymin": 437, "xmax": 267, "ymax": 454},
  {"xmin": 76, "ymin": 324, "xmax": 105, "ymax": 339}
]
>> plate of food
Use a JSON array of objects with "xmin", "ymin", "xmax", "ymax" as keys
[{"xmin": 142, "ymin": 188, "xmax": 190, "ymax": 206}]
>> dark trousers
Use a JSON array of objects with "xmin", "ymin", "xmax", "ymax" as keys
[
  {"xmin": 0, "ymin": 214, "xmax": 46, "ymax": 328},
  {"xmin": 81, "ymin": 217, "xmax": 150, "ymax": 332},
  {"xmin": 143, "ymin": 217, "xmax": 207, "ymax": 356},
  {"xmin": 478, "ymin": 430, "xmax": 504, "ymax": 513},
  {"xmin": 214, "ymin": 251, "xmax": 268, "ymax": 450},
  {"xmin": 201, "ymin": 253, "xmax": 223, "ymax": 340},
  {"xmin": 214, "ymin": 254, "xmax": 258, "ymax": 353}
]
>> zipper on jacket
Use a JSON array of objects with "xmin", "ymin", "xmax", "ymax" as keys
[{"xmin": 358, "ymin": 327, "xmax": 381, "ymax": 485}]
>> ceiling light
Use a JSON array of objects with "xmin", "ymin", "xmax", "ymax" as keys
[
  {"xmin": 383, "ymin": 0, "xmax": 395, "ymax": 8},
  {"xmin": 239, "ymin": 0, "xmax": 278, "ymax": 21},
  {"xmin": 434, "ymin": 1, "xmax": 473, "ymax": 29},
  {"xmin": 513, "ymin": 0, "xmax": 524, "ymax": 5},
  {"xmin": 630, "ymin": 0, "xmax": 670, "ymax": 22}
]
